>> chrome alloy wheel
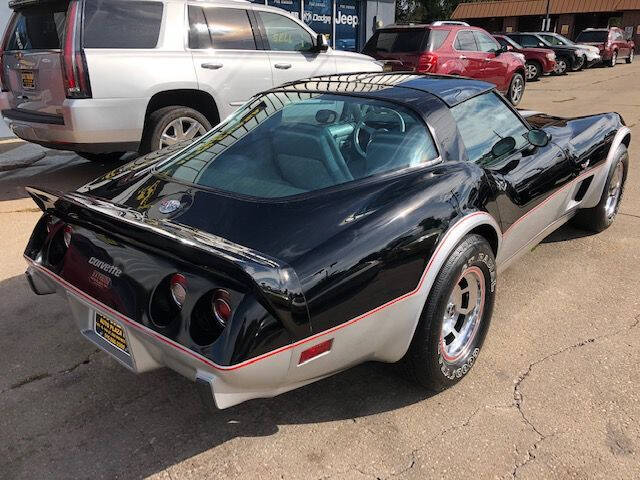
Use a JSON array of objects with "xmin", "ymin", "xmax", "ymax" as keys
[
  {"xmin": 629, "ymin": 50, "xmax": 634, "ymax": 63},
  {"xmin": 525, "ymin": 63, "xmax": 538, "ymax": 80},
  {"xmin": 554, "ymin": 59, "xmax": 567, "ymax": 74},
  {"xmin": 159, "ymin": 117, "xmax": 207, "ymax": 149},
  {"xmin": 510, "ymin": 75, "xmax": 524, "ymax": 104},
  {"xmin": 611, "ymin": 51, "xmax": 618, "ymax": 66},
  {"xmin": 605, "ymin": 161, "xmax": 624, "ymax": 219},
  {"xmin": 440, "ymin": 267, "xmax": 485, "ymax": 362}
]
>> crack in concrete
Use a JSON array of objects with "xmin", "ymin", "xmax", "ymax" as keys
[
  {"xmin": 1, "ymin": 349, "xmax": 100, "ymax": 395},
  {"xmin": 619, "ymin": 212, "xmax": 640, "ymax": 220},
  {"xmin": 510, "ymin": 314, "xmax": 640, "ymax": 478}
]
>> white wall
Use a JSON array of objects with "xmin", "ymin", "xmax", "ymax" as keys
[{"xmin": 0, "ymin": 1, "xmax": 13, "ymax": 137}]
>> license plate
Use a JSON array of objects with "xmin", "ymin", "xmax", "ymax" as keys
[
  {"xmin": 94, "ymin": 312, "xmax": 130, "ymax": 355},
  {"xmin": 21, "ymin": 71, "xmax": 36, "ymax": 90}
]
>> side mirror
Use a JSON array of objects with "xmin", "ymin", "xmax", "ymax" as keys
[
  {"xmin": 315, "ymin": 33, "xmax": 329, "ymax": 52},
  {"xmin": 526, "ymin": 129, "xmax": 551, "ymax": 147},
  {"xmin": 505, "ymin": 44, "xmax": 514, "ymax": 51}
]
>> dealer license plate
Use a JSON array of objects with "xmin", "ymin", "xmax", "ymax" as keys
[
  {"xmin": 94, "ymin": 312, "xmax": 130, "ymax": 355},
  {"xmin": 21, "ymin": 71, "xmax": 36, "ymax": 90}
]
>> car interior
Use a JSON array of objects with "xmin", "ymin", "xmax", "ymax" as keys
[{"xmin": 164, "ymin": 95, "xmax": 439, "ymax": 198}]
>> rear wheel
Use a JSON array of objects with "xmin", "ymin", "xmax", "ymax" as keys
[
  {"xmin": 627, "ymin": 50, "xmax": 634, "ymax": 64},
  {"xmin": 507, "ymin": 73, "xmax": 525, "ymax": 106},
  {"xmin": 400, "ymin": 234, "xmax": 496, "ymax": 391},
  {"xmin": 141, "ymin": 106, "xmax": 212, "ymax": 154},
  {"xmin": 77, "ymin": 151, "xmax": 125, "ymax": 162},
  {"xmin": 572, "ymin": 144, "xmax": 628, "ymax": 232},
  {"xmin": 609, "ymin": 50, "xmax": 618, "ymax": 67},
  {"xmin": 525, "ymin": 61, "xmax": 541, "ymax": 81},
  {"xmin": 554, "ymin": 57, "xmax": 568, "ymax": 75}
]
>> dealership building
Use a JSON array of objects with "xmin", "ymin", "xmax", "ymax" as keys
[
  {"xmin": 249, "ymin": 0, "xmax": 395, "ymax": 51},
  {"xmin": 451, "ymin": 0, "xmax": 640, "ymax": 48}
]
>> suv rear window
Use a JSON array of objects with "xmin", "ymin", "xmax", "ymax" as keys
[
  {"xmin": 576, "ymin": 30, "xmax": 608, "ymax": 43},
  {"xmin": 5, "ymin": 4, "xmax": 67, "ymax": 51},
  {"xmin": 364, "ymin": 28, "xmax": 448, "ymax": 54},
  {"xmin": 158, "ymin": 92, "xmax": 438, "ymax": 198},
  {"xmin": 83, "ymin": 0, "xmax": 163, "ymax": 49}
]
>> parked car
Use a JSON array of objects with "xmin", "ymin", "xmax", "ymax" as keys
[
  {"xmin": 363, "ymin": 24, "xmax": 526, "ymax": 105},
  {"xmin": 535, "ymin": 31, "xmax": 601, "ymax": 67},
  {"xmin": 575, "ymin": 27, "xmax": 634, "ymax": 67},
  {"xmin": 506, "ymin": 32, "xmax": 585, "ymax": 74},
  {"xmin": 24, "ymin": 72, "xmax": 630, "ymax": 409},
  {"xmin": 493, "ymin": 34, "xmax": 556, "ymax": 81},
  {"xmin": 0, "ymin": 0, "xmax": 381, "ymax": 161}
]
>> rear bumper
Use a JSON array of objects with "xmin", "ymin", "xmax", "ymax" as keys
[{"xmin": 0, "ymin": 93, "xmax": 146, "ymax": 153}]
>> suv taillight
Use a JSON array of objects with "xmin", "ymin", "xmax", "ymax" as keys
[
  {"xmin": 62, "ymin": 0, "xmax": 91, "ymax": 99},
  {"xmin": 0, "ymin": 14, "xmax": 18, "ymax": 92},
  {"xmin": 417, "ymin": 52, "xmax": 438, "ymax": 73}
]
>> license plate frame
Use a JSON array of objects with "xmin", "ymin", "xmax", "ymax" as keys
[
  {"xmin": 21, "ymin": 70, "xmax": 36, "ymax": 90},
  {"xmin": 94, "ymin": 312, "xmax": 130, "ymax": 356}
]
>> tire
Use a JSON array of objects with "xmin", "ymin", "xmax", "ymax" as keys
[
  {"xmin": 141, "ymin": 106, "xmax": 212, "ymax": 154},
  {"xmin": 525, "ymin": 61, "xmax": 541, "ymax": 81},
  {"xmin": 627, "ymin": 50, "xmax": 634, "ymax": 64},
  {"xmin": 507, "ymin": 72, "xmax": 525, "ymax": 106},
  {"xmin": 609, "ymin": 50, "xmax": 618, "ymax": 67},
  {"xmin": 572, "ymin": 144, "xmax": 628, "ymax": 233},
  {"xmin": 554, "ymin": 57, "xmax": 568, "ymax": 75},
  {"xmin": 77, "ymin": 151, "xmax": 125, "ymax": 162},
  {"xmin": 400, "ymin": 234, "xmax": 496, "ymax": 392},
  {"xmin": 571, "ymin": 55, "xmax": 586, "ymax": 71}
]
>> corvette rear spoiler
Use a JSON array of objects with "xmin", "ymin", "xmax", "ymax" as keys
[{"xmin": 25, "ymin": 186, "xmax": 311, "ymax": 338}]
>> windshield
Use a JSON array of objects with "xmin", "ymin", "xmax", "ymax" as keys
[
  {"xmin": 540, "ymin": 34, "xmax": 573, "ymax": 46},
  {"xmin": 576, "ymin": 30, "xmax": 608, "ymax": 43},
  {"xmin": 158, "ymin": 92, "xmax": 438, "ymax": 198}
]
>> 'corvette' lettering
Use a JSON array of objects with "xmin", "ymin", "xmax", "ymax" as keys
[{"xmin": 88, "ymin": 257, "xmax": 122, "ymax": 277}]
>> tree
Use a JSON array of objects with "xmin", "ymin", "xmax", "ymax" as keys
[{"xmin": 396, "ymin": 0, "xmax": 475, "ymax": 24}]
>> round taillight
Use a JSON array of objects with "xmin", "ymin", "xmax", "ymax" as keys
[
  {"xmin": 212, "ymin": 289, "xmax": 232, "ymax": 327},
  {"xmin": 170, "ymin": 273, "xmax": 187, "ymax": 308},
  {"xmin": 63, "ymin": 225, "xmax": 73, "ymax": 248}
]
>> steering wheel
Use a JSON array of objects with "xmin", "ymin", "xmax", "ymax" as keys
[{"xmin": 353, "ymin": 106, "xmax": 406, "ymax": 157}]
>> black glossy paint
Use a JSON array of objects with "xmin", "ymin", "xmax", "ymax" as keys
[{"xmin": 24, "ymin": 73, "xmax": 627, "ymax": 366}]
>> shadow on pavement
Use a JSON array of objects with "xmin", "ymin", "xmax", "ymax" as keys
[
  {"xmin": 0, "ymin": 150, "xmax": 131, "ymax": 202},
  {"xmin": 1, "ymin": 273, "xmax": 433, "ymax": 479},
  {"xmin": 541, "ymin": 222, "xmax": 597, "ymax": 244}
]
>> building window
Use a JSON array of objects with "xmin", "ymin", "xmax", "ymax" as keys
[
  {"xmin": 268, "ymin": 0, "xmax": 302, "ymax": 19},
  {"xmin": 335, "ymin": 0, "xmax": 360, "ymax": 51},
  {"xmin": 303, "ymin": 0, "xmax": 333, "ymax": 44}
]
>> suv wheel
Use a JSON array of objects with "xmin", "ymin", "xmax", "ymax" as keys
[
  {"xmin": 142, "ymin": 106, "xmax": 212, "ymax": 153},
  {"xmin": 609, "ymin": 51, "xmax": 618, "ymax": 67},
  {"xmin": 554, "ymin": 57, "xmax": 568, "ymax": 75},
  {"xmin": 572, "ymin": 55, "xmax": 586, "ymax": 71},
  {"xmin": 525, "ymin": 61, "xmax": 541, "ymax": 81},
  {"xmin": 507, "ymin": 73, "xmax": 525, "ymax": 106},
  {"xmin": 627, "ymin": 50, "xmax": 634, "ymax": 64}
]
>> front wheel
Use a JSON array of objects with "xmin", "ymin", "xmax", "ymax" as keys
[
  {"xmin": 572, "ymin": 144, "xmax": 628, "ymax": 232},
  {"xmin": 571, "ymin": 55, "xmax": 586, "ymax": 71},
  {"xmin": 609, "ymin": 51, "xmax": 618, "ymax": 67},
  {"xmin": 525, "ymin": 61, "xmax": 541, "ymax": 81},
  {"xmin": 507, "ymin": 73, "xmax": 525, "ymax": 106},
  {"xmin": 627, "ymin": 50, "xmax": 634, "ymax": 64},
  {"xmin": 400, "ymin": 234, "xmax": 496, "ymax": 391}
]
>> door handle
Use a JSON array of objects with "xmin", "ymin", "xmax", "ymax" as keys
[
  {"xmin": 459, "ymin": 55, "xmax": 467, "ymax": 60},
  {"xmin": 201, "ymin": 63, "xmax": 223, "ymax": 70},
  {"xmin": 275, "ymin": 63, "xmax": 292, "ymax": 69}
]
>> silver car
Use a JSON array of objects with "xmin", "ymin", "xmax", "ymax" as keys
[{"xmin": 0, "ymin": 0, "xmax": 381, "ymax": 160}]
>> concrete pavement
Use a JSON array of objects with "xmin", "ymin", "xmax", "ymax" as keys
[{"xmin": 1, "ymin": 63, "xmax": 639, "ymax": 480}]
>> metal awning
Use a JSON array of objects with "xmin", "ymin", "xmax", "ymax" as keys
[{"xmin": 451, "ymin": 0, "xmax": 640, "ymax": 19}]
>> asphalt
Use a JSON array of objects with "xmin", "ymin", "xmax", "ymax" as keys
[{"xmin": 1, "ymin": 62, "xmax": 640, "ymax": 480}]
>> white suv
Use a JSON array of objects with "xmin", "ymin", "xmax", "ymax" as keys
[{"xmin": 0, "ymin": 0, "xmax": 381, "ymax": 160}]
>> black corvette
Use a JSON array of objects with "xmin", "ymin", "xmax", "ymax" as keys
[{"xmin": 24, "ymin": 73, "xmax": 630, "ymax": 409}]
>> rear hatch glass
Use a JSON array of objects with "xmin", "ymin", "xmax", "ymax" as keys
[
  {"xmin": 363, "ymin": 28, "xmax": 448, "ymax": 70},
  {"xmin": 576, "ymin": 31, "xmax": 608, "ymax": 43},
  {"xmin": 2, "ymin": 2, "xmax": 68, "ymax": 115}
]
